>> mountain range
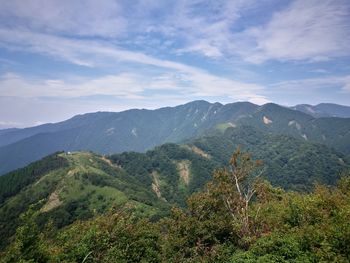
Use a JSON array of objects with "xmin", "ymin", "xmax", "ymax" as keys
[
  {"xmin": 1, "ymin": 123, "xmax": 349, "ymax": 248},
  {"xmin": 0, "ymin": 100, "xmax": 349, "ymax": 251},
  {"xmin": 291, "ymin": 103, "xmax": 350, "ymax": 118},
  {"xmin": 0, "ymin": 100, "xmax": 349, "ymax": 175}
]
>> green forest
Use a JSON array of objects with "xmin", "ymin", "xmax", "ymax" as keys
[{"xmin": 1, "ymin": 149, "xmax": 349, "ymax": 263}]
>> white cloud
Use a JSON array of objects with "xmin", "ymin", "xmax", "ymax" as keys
[
  {"xmin": 0, "ymin": 0, "xmax": 125, "ymax": 37},
  {"xmin": 0, "ymin": 72, "xmax": 144, "ymax": 98},
  {"xmin": 340, "ymin": 76, "xmax": 350, "ymax": 93},
  {"xmin": 1, "ymin": 0, "xmax": 349, "ymax": 64},
  {"xmin": 147, "ymin": 0, "xmax": 251, "ymax": 58},
  {"xmin": 310, "ymin": 69, "xmax": 329, "ymax": 74},
  {"xmin": 176, "ymin": 40, "xmax": 223, "ymax": 58},
  {"xmin": 131, "ymin": 0, "xmax": 350, "ymax": 63},
  {"xmin": 0, "ymin": 27, "xmax": 268, "ymax": 103},
  {"xmin": 270, "ymin": 75, "xmax": 350, "ymax": 94},
  {"xmin": 0, "ymin": 27, "xmax": 209, "ymax": 71},
  {"xmin": 238, "ymin": 0, "xmax": 350, "ymax": 63},
  {"xmin": 0, "ymin": 70, "xmax": 267, "ymax": 105}
]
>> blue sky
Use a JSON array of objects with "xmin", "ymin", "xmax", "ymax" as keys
[{"xmin": 0, "ymin": 0, "xmax": 350, "ymax": 128}]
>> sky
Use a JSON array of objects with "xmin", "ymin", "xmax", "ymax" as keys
[{"xmin": 0, "ymin": 0, "xmax": 350, "ymax": 128}]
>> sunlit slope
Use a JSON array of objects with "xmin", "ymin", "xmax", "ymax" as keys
[{"xmin": 0, "ymin": 151, "xmax": 167, "ymax": 249}]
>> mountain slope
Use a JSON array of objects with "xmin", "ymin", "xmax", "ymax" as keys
[
  {"xmin": 238, "ymin": 103, "xmax": 350, "ymax": 154},
  {"xmin": 0, "ymin": 101, "xmax": 259, "ymax": 174},
  {"xmin": 292, "ymin": 103, "xmax": 350, "ymax": 118},
  {"xmin": 0, "ymin": 100, "xmax": 259, "ymax": 148},
  {"xmin": 1, "ymin": 100, "xmax": 349, "ymax": 175},
  {"xmin": 0, "ymin": 151, "xmax": 168, "ymax": 249},
  {"xmin": 0, "ymin": 112, "xmax": 113, "ymax": 148},
  {"xmin": 108, "ymin": 125, "xmax": 349, "ymax": 200},
  {"xmin": 0, "ymin": 125, "xmax": 349, "ymax": 248},
  {"xmin": 190, "ymin": 126, "xmax": 349, "ymax": 190}
]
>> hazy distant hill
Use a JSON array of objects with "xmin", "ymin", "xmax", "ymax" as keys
[
  {"xmin": 0, "ymin": 100, "xmax": 349, "ymax": 175},
  {"xmin": 0, "ymin": 101, "xmax": 259, "ymax": 149},
  {"xmin": 292, "ymin": 103, "xmax": 350, "ymax": 118}
]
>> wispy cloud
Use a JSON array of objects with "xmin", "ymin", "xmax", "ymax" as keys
[
  {"xmin": 145, "ymin": 0, "xmax": 257, "ymax": 59},
  {"xmin": 0, "ymin": 70, "xmax": 268, "ymax": 104},
  {"xmin": 0, "ymin": 27, "xmax": 218, "ymax": 71},
  {"xmin": 0, "ymin": 26, "xmax": 268, "ymax": 103},
  {"xmin": 0, "ymin": 0, "xmax": 125, "ymax": 37},
  {"xmin": 237, "ymin": 0, "xmax": 350, "ymax": 63},
  {"xmin": 1, "ymin": 0, "xmax": 349, "ymax": 64},
  {"xmin": 0, "ymin": 72, "xmax": 144, "ymax": 98},
  {"xmin": 310, "ymin": 69, "xmax": 329, "ymax": 74},
  {"xmin": 270, "ymin": 75, "xmax": 350, "ymax": 94}
]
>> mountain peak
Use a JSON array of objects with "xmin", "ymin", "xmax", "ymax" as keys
[{"xmin": 182, "ymin": 100, "xmax": 212, "ymax": 107}]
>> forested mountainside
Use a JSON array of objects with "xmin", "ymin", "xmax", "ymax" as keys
[
  {"xmin": 0, "ymin": 124, "xmax": 348, "ymax": 250},
  {"xmin": 0, "ymin": 151, "xmax": 169, "ymax": 250},
  {"xmin": 0, "ymin": 100, "xmax": 350, "ymax": 175},
  {"xmin": 238, "ymin": 103, "xmax": 350, "ymax": 155},
  {"xmin": 1, "ymin": 149, "xmax": 349, "ymax": 262},
  {"xmin": 190, "ymin": 126, "xmax": 349, "ymax": 190}
]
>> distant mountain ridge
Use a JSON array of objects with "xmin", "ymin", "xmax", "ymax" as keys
[
  {"xmin": 292, "ymin": 103, "xmax": 350, "ymax": 118},
  {"xmin": 0, "ymin": 100, "xmax": 349, "ymax": 175}
]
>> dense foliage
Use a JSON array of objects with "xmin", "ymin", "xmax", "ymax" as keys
[
  {"xmin": 193, "ymin": 126, "xmax": 349, "ymax": 190},
  {"xmin": 1, "ymin": 150, "xmax": 350, "ymax": 262},
  {"xmin": 110, "ymin": 143, "xmax": 218, "ymax": 205},
  {"xmin": 0, "ymin": 152, "xmax": 68, "ymax": 204},
  {"xmin": 0, "ymin": 152, "xmax": 168, "ymax": 250}
]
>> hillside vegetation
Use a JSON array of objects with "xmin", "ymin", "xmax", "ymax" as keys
[
  {"xmin": 1, "ymin": 150, "xmax": 349, "ymax": 262},
  {"xmin": 0, "ymin": 125, "xmax": 348, "ymax": 251},
  {"xmin": 0, "ymin": 152, "xmax": 168, "ymax": 249}
]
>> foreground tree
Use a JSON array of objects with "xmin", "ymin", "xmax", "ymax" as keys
[
  {"xmin": 208, "ymin": 148, "xmax": 264, "ymax": 243},
  {"xmin": 160, "ymin": 148, "xmax": 266, "ymax": 261}
]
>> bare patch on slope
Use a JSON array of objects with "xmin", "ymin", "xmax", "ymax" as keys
[
  {"xmin": 100, "ymin": 156, "xmax": 122, "ymax": 169},
  {"xmin": 67, "ymin": 169, "xmax": 76, "ymax": 177},
  {"xmin": 151, "ymin": 172, "xmax": 167, "ymax": 202},
  {"xmin": 177, "ymin": 160, "xmax": 190, "ymax": 186},
  {"xmin": 41, "ymin": 191, "xmax": 62, "ymax": 212},
  {"xmin": 184, "ymin": 145, "xmax": 211, "ymax": 159},
  {"xmin": 288, "ymin": 120, "xmax": 301, "ymax": 130},
  {"xmin": 263, "ymin": 116, "xmax": 273, "ymax": 124},
  {"xmin": 191, "ymin": 146, "xmax": 211, "ymax": 159}
]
